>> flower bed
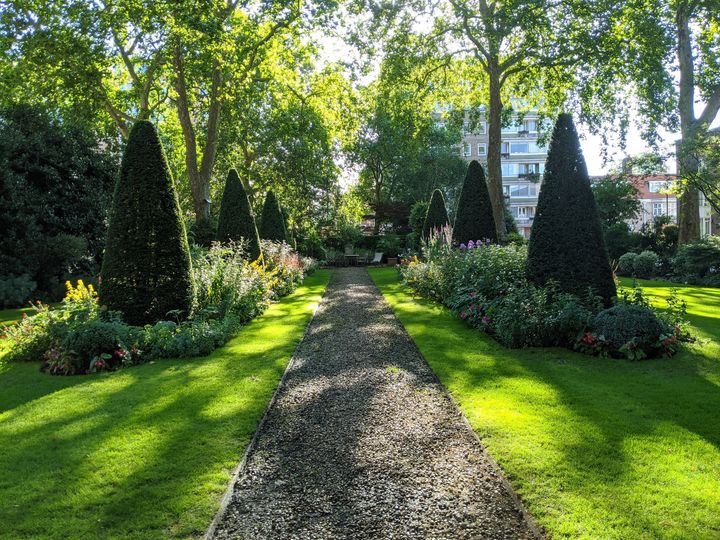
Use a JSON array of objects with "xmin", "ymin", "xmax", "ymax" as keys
[
  {"xmin": 401, "ymin": 230, "xmax": 691, "ymax": 360},
  {"xmin": 3, "ymin": 241, "xmax": 315, "ymax": 374}
]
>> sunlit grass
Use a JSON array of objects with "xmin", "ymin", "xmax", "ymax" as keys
[
  {"xmin": 370, "ymin": 268, "xmax": 720, "ymax": 539},
  {"xmin": 0, "ymin": 271, "xmax": 329, "ymax": 539}
]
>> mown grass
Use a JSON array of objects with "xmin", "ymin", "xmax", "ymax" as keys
[
  {"xmin": 370, "ymin": 268, "xmax": 720, "ymax": 539},
  {"xmin": 0, "ymin": 270, "xmax": 329, "ymax": 539}
]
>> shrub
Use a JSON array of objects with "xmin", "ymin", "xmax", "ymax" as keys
[
  {"xmin": 260, "ymin": 240, "xmax": 306, "ymax": 297},
  {"xmin": 604, "ymin": 222, "xmax": 641, "ymax": 262},
  {"xmin": 673, "ymin": 236, "xmax": 720, "ymax": 284},
  {"xmin": 617, "ymin": 252, "xmax": 638, "ymax": 276},
  {"xmin": 216, "ymin": 169, "xmax": 261, "ymax": 260},
  {"xmin": 422, "ymin": 189, "xmax": 449, "ymax": 240},
  {"xmin": 259, "ymin": 191, "xmax": 287, "ymax": 242},
  {"xmin": 453, "ymin": 160, "xmax": 496, "ymax": 244},
  {"xmin": 100, "ymin": 121, "xmax": 194, "ymax": 326},
  {"xmin": 0, "ymin": 274, "xmax": 36, "ymax": 308},
  {"xmin": 527, "ymin": 113, "xmax": 616, "ymax": 304},
  {"xmin": 589, "ymin": 304, "xmax": 670, "ymax": 360},
  {"xmin": 633, "ymin": 250, "xmax": 659, "ymax": 279}
]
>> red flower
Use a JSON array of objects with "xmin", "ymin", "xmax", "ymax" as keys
[
  {"xmin": 582, "ymin": 331, "xmax": 596, "ymax": 345},
  {"xmin": 460, "ymin": 311, "xmax": 468, "ymax": 320}
]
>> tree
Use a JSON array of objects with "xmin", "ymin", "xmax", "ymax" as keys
[
  {"xmin": 216, "ymin": 169, "xmax": 261, "ymax": 260},
  {"xmin": 422, "ymin": 189, "xmax": 450, "ymax": 240},
  {"xmin": 0, "ymin": 105, "xmax": 116, "ymax": 299},
  {"xmin": 100, "ymin": 121, "xmax": 194, "ymax": 326},
  {"xmin": 591, "ymin": 177, "xmax": 642, "ymax": 229},
  {"xmin": 527, "ymin": 114, "xmax": 616, "ymax": 304},
  {"xmin": 589, "ymin": 0, "xmax": 720, "ymax": 243},
  {"xmin": 259, "ymin": 191, "xmax": 287, "ymax": 242},
  {"xmin": 453, "ymin": 160, "xmax": 496, "ymax": 244}
]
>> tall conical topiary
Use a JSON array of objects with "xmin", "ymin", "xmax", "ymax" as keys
[
  {"xmin": 216, "ymin": 169, "xmax": 261, "ymax": 260},
  {"xmin": 259, "ymin": 190, "xmax": 287, "ymax": 242},
  {"xmin": 422, "ymin": 189, "xmax": 450, "ymax": 240},
  {"xmin": 100, "ymin": 120, "xmax": 194, "ymax": 326},
  {"xmin": 453, "ymin": 160, "xmax": 497, "ymax": 244},
  {"xmin": 527, "ymin": 113, "xmax": 616, "ymax": 304}
]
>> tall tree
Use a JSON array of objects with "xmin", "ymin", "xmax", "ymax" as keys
[
  {"xmin": 216, "ymin": 169, "xmax": 261, "ymax": 260},
  {"xmin": 453, "ymin": 160, "xmax": 496, "ymax": 244},
  {"xmin": 100, "ymin": 121, "xmax": 194, "ymax": 326},
  {"xmin": 591, "ymin": 0, "xmax": 720, "ymax": 243},
  {"xmin": 527, "ymin": 114, "xmax": 616, "ymax": 304}
]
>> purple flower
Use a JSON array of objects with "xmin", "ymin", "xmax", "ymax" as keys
[
  {"xmin": 459, "ymin": 243, "xmax": 467, "ymax": 250},
  {"xmin": 467, "ymin": 240, "xmax": 475, "ymax": 249}
]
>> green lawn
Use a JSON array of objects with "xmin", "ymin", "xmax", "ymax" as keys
[
  {"xmin": 370, "ymin": 268, "xmax": 720, "ymax": 539},
  {"xmin": 0, "ymin": 306, "xmax": 37, "ymax": 326},
  {"xmin": 0, "ymin": 270, "xmax": 329, "ymax": 539}
]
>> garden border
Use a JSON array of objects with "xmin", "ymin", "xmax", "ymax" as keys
[{"xmin": 203, "ymin": 273, "xmax": 333, "ymax": 540}]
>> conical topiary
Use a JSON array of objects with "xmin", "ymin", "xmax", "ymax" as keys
[
  {"xmin": 422, "ymin": 189, "xmax": 450, "ymax": 240},
  {"xmin": 527, "ymin": 113, "xmax": 616, "ymax": 304},
  {"xmin": 216, "ymin": 169, "xmax": 261, "ymax": 260},
  {"xmin": 453, "ymin": 160, "xmax": 497, "ymax": 244},
  {"xmin": 100, "ymin": 120, "xmax": 194, "ymax": 326},
  {"xmin": 259, "ymin": 190, "xmax": 287, "ymax": 242}
]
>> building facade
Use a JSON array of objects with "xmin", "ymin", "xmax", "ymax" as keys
[
  {"xmin": 459, "ymin": 111, "xmax": 547, "ymax": 238},
  {"xmin": 625, "ymin": 175, "xmax": 678, "ymax": 231}
]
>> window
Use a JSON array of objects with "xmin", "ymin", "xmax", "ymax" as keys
[
  {"xmin": 648, "ymin": 181, "xmax": 668, "ymax": 193},
  {"xmin": 523, "ymin": 119, "xmax": 538, "ymax": 132},
  {"xmin": 462, "ymin": 142, "xmax": 471, "ymax": 157},
  {"xmin": 503, "ymin": 185, "xmax": 511, "ymax": 197},
  {"xmin": 518, "ymin": 163, "xmax": 543, "ymax": 174},
  {"xmin": 477, "ymin": 143, "xmax": 486, "ymax": 156},
  {"xmin": 702, "ymin": 217, "xmax": 712, "ymax": 237},
  {"xmin": 510, "ymin": 142, "xmax": 530, "ymax": 154},
  {"xmin": 508, "ymin": 185, "xmax": 538, "ymax": 198},
  {"xmin": 501, "ymin": 142, "xmax": 510, "ymax": 154},
  {"xmin": 502, "ymin": 163, "xmax": 518, "ymax": 176},
  {"xmin": 501, "ymin": 121, "xmax": 517, "ymax": 134},
  {"xmin": 478, "ymin": 122, "xmax": 487, "ymax": 134},
  {"xmin": 652, "ymin": 202, "xmax": 664, "ymax": 216}
]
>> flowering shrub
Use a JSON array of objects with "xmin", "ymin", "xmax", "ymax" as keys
[
  {"xmin": 402, "ymin": 230, "xmax": 691, "ymax": 360},
  {"xmin": 4, "ymin": 243, "xmax": 316, "ymax": 375}
]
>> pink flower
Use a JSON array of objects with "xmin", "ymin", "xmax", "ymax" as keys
[
  {"xmin": 469, "ymin": 291, "xmax": 477, "ymax": 297},
  {"xmin": 481, "ymin": 316, "xmax": 491, "ymax": 325},
  {"xmin": 460, "ymin": 311, "xmax": 468, "ymax": 320}
]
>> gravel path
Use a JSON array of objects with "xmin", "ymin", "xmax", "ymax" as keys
[{"xmin": 210, "ymin": 267, "xmax": 540, "ymax": 540}]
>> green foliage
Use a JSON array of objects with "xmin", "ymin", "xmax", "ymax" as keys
[
  {"xmin": 527, "ymin": 114, "xmax": 616, "ymax": 304},
  {"xmin": 592, "ymin": 177, "xmax": 642, "ymax": 228},
  {"xmin": 216, "ymin": 169, "xmax": 261, "ymax": 260},
  {"xmin": 604, "ymin": 222, "xmax": 641, "ymax": 261},
  {"xmin": 634, "ymin": 250, "xmax": 660, "ymax": 279},
  {"xmin": 453, "ymin": 161, "xmax": 497, "ymax": 244},
  {"xmin": 187, "ymin": 217, "xmax": 217, "ymax": 248},
  {"xmin": 259, "ymin": 191, "xmax": 287, "ymax": 242},
  {"xmin": 422, "ymin": 189, "xmax": 449, "ymax": 240},
  {"xmin": 673, "ymin": 236, "xmax": 720, "ymax": 285},
  {"xmin": 0, "ymin": 105, "xmax": 116, "ymax": 303},
  {"xmin": 640, "ymin": 216, "xmax": 678, "ymax": 258},
  {"xmin": 617, "ymin": 252, "xmax": 638, "ymax": 276},
  {"xmin": 100, "ymin": 121, "xmax": 194, "ymax": 326},
  {"xmin": 377, "ymin": 234, "xmax": 402, "ymax": 257},
  {"xmin": 0, "ymin": 275, "xmax": 36, "ymax": 309},
  {"xmin": 590, "ymin": 305, "xmax": 670, "ymax": 360}
]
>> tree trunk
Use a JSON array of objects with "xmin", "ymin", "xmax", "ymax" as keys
[
  {"xmin": 486, "ymin": 67, "xmax": 507, "ymax": 242},
  {"xmin": 676, "ymin": 4, "xmax": 701, "ymax": 243}
]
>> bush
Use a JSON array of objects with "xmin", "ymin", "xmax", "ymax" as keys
[
  {"xmin": 617, "ymin": 252, "xmax": 638, "ymax": 276},
  {"xmin": 673, "ymin": 236, "xmax": 720, "ymax": 285},
  {"xmin": 527, "ymin": 113, "xmax": 616, "ymax": 304},
  {"xmin": 633, "ymin": 250, "xmax": 659, "ymax": 279},
  {"xmin": 0, "ymin": 274, "xmax": 36, "ymax": 308},
  {"xmin": 589, "ymin": 304, "xmax": 670, "ymax": 360},
  {"xmin": 216, "ymin": 169, "xmax": 261, "ymax": 260},
  {"xmin": 453, "ymin": 160, "xmax": 496, "ymax": 244},
  {"xmin": 422, "ymin": 189, "xmax": 449, "ymax": 240},
  {"xmin": 100, "ymin": 121, "xmax": 194, "ymax": 326},
  {"xmin": 259, "ymin": 191, "xmax": 287, "ymax": 242},
  {"xmin": 604, "ymin": 222, "xmax": 641, "ymax": 262}
]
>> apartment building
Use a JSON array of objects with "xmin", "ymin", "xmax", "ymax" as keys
[
  {"xmin": 459, "ymin": 111, "xmax": 547, "ymax": 238},
  {"xmin": 626, "ymin": 175, "xmax": 678, "ymax": 231}
]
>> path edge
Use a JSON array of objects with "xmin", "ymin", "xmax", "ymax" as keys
[
  {"xmin": 203, "ymin": 272, "xmax": 333, "ymax": 540},
  {"xmin": 367, "ymin": 267, "xmax": 546, "ymax": 540}
]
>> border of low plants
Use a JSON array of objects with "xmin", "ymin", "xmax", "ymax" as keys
[
  {"xmin": 3, "ymin": 241, "xmax": 317, "ymax": 376},
  {"xmin": 401, "ymin": 231, "xmax": 692, "ymax": 361}
]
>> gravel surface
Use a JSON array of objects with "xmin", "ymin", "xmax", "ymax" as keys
[{"xmin": 211, "ymin": 267, "xmax": 540, "ymax": 540}]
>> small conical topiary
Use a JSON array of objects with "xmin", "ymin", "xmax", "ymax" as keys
[
  {"xmin": 422, "ymin": 189, "xmax": 450, "ymax": 240},
  {"xmin": 527, "ymin": 113, "xmax": 616, "ymax": 304},
  {"xmin": 100, "ymin": 120, "xmax": 194, "ymax": 326},
  {"xmin": 216, "ymin": 169, "xmax": 261, "ymax": 260},
  {"xmin": 259, "ymin": 190, "xmax": 287, "ymax": 242},
  {"xmin": 453, "ymin": 160, "xmax": 497, "ymax": 244}
]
